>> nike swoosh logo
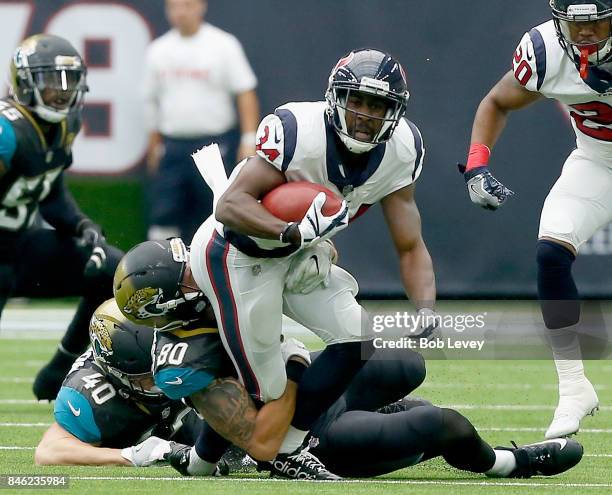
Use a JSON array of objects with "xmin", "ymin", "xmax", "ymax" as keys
[
  {"xmin": 165, "ymin": 377, "xmax": 183, "ymax": 385},
  {"xmin": 67, "ymin": 401, "xmax": 81, "ymax": 417},
  {"xmin": 545, "ymin": 438, "xmax": 567, "ymax": 450}
]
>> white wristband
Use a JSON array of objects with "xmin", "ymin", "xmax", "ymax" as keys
[{"xmin": 241, "ymin": 132, "xmax": 256, "ymax": 147}]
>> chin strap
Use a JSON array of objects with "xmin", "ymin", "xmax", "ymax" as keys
[{"xmin": 580, "ymin": 47, "xmax": 590, "ymax": 80}]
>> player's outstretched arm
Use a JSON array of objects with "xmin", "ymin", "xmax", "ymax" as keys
[
  {"xmin": 461, "ymin": 71, "xmax": 544, "ymax": 210},
  {"xmin": 36, "ymin": 423, "xmax": 172, "ymax": 467},
  {"xmin": 382, "ymin": 184, "xmax": 435, "ymax": 309},
  {"xmin": 471, "ymin": 70, "xmax": 544, "ymax": 149},
  {"xmin": 216, "ymin": 155, "xmax": 288, "ymax": 239},
  {"xmin": 35, "ymin": 423, "xmax": 131, "ymax": 466},
  {"xmin": 189, "ymin": 376, "xmax": 298, "ymax": 461}
]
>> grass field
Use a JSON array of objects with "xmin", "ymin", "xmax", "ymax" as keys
[{"xmin": 0, "ymin": 307, "xmax": 610, "ymax": 494}]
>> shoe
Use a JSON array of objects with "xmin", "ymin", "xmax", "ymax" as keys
[
  {"xmin": 164, "ymin": 442, "xmax": 229, "ymax": 476},
  {"xmin": 545, "ymin": 378, "xmax": 599, "ymax": 439},
  {"xmin": 165, "ymin": 442, "xmax": 192, "ymax": 475},
  {"xmin": 497, "ymin": 438, "xmax": 583, "ymax": 478},
  {"xmin": 258, "ymin": 447, "xmax": 341, "ymax": 480},
  {"xmin": 32, "ymin": 348, "xmax": 78, "ymax": 400}
]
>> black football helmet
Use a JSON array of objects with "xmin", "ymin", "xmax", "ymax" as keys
[
  {"xmin": 89, "ymin": 299, "xmax": 163, "ymax": 399},
  {"xmin": 326, "ymin": 48, "xmax": 409, "ymax": 154},
  {"xmin": 113, "ymin": 238, "xmax": 209, "ymax": 332},
  {"xmin": 551, "ymin": 0, "xmax": 612, "ymax": 70},
  {"xmin": 9, "ymin": 34, "xmax": 87, "ymax": 123}
]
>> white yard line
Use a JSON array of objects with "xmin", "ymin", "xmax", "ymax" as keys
[
  {"xmin": 0, "ymin": 377, "xmax": 33, "ymax": 383},
  {"xmin": 63, "ymin": 476, "xmax": 612, "ymax": 488},
  {"xmin": 443, "ymin": 404, "xmax": 612, "ymax": 412},
  {"xmin": 0, "ymin": 423, "xmax": 49, "ymax": 427}
]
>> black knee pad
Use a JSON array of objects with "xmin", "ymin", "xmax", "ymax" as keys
[{"xmin": 536, "ymin": 240, "xmax": 579, "ymax": 329}]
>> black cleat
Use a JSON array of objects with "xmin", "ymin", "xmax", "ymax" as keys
[
  {"xmin": 165, "ymin": 442, "xmax": 192, "ymax": 476},
  {"xmin": 32, "ymin": 349, "xmax": 78, "ymax": 400},
  {"xmin": 497, "ymin": 438, "xmax": 583, "ymax": 478},
  {"xmin": 258, "ymin": 447, "xmax": 341, "ymax": 480},
  {"xmin": 164, "ymin": 442, "xmax": 229, "ymax": 476}
]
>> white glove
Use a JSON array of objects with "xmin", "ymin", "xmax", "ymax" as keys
[
  {"xmin": 291, "ymin": 192, "xmax": 349, "ymax": 248},
  {"xmin": 462, "ymin": 166, "xmax": 514, "ymax": 210},
  {"xmin": 285, "ymin": 240, "xmax": 337, "ymax": 294},
  {"xmin": 280, "ymin": 336, "xmax": 311, "ymax": 365},
  {"xmin": 121, "ymin": 436, "xmax": 172, "ymax": 467}
]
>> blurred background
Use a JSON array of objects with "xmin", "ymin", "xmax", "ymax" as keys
[{"xmin": 1, "ymin": 0, "xmax": 609, "ymax": 299}]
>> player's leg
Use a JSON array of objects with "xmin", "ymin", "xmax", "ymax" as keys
[
  {"xmin": 147, "ymin": 137, "xmax": 190, "ymax": 240},
  {"xmin": 312, "ymin": 404, "xmax": 582, "ymax": 479},
  {"xmin": 282, "ymin": 266, "xmax": 375, "ymax": 445},
  {"xmin": 537, "ymin": 149, "xmax": 610, "ymax": 437},
  {"xmin": 341, "ymin": 347, "xmax": 426, "ymax": 412},
  {"xmin": 10, "ymin": 228, "xmax": 123, "ymax": 399},
  {"xmin": 191, "ymin": 221, "xmax": 288, "ymax": 404},
  {"xmin": 311, "ymin": 405, "xmax": 497, "ymax": 477}
]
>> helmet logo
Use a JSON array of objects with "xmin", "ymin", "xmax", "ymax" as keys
[
  {"xmin": 123, "ymin": 287, "xmax": 165, "ymax": 319},
  {"xmin": 90, "ymin": 316, "xmax": 113, "ymax": 361},
  {"xmin": 333, "ymin": 51, "xmax": 355, "ymax": 72}
]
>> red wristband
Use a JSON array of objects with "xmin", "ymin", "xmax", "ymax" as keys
[{"xmin": 465, "ymin": 143, "xmax": 491, "ymax": 172}]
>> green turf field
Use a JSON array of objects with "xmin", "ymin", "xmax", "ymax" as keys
[{"xmin": 0, "ymin": 329, "xmax": 610, "ymax": 494}]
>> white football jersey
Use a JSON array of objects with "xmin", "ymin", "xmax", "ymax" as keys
[
  {"xmin": 513, "ymin": 20, "xmax": 612, "ymax": 161},
  {"xmin": 218, "ymin": 101, "xmax": 425, "ymax": 256}
]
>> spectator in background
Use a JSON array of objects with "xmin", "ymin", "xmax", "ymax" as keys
[{"xmin": 143, "ymin": 0, "xmax": 259, "ymax": 241}]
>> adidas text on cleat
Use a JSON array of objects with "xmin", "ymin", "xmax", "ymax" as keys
[{"xmin": 259, "ymin": 447, "xmax": 341, "ymax": 480}]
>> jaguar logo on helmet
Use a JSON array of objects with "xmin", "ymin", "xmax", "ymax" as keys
[
  {"xmin": 90, "ymin": 315, "xmax": 113, "ymax": 361},
  {"xmin": 123, "ymin": 287, "xmax": 165, "ymax": 320}
]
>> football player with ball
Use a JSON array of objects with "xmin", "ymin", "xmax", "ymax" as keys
[{"xmin": 196, "ymin": 47, "xmax": 435, "ymax": 478}]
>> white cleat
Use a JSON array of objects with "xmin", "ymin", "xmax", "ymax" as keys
[{"xmin": 545, "ymin": 378, "xmax": 599, "ymax": 439}]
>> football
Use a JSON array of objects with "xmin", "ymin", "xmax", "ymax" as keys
[{"xmin": 262, "ymin": 181, "xmax": 343, "ymax": 222}]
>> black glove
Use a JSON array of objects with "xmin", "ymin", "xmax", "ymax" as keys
[
  {"xmin": 458, "ymin": 164, "xmax": 514, "ymax": 211},
  {"xmin": 76, "ymin": 219, "xmax": 107, "ymax": 277}
]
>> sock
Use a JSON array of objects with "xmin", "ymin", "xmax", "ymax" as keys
[
  {"xmin": 485, "ymin": 450, "xmax": 517, "ymax": 477},
  {"xmin": 194, "ymin": 423, "xmax": 230, "ymax": 463},
  {"xmin": 549, "ymin": 327, "xmax": 585, "ymax": 389},
  {"xmin": 187, "ymin": 446, "xmax": 217, "ymax": 476},
  {"xmin": 278, "ymin": 426, "xmax": 308, "ymax": 454},
  {"xmin": 536, "ymin": 240, "xmax": 579, "ymax": 329}
]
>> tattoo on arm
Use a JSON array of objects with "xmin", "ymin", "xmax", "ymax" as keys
[{"xmin": 190, "ymin": 378, "xmax": 258, "ymax": 450}]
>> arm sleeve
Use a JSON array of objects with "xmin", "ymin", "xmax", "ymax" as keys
[
  {"xmin": 0, "ymin": 116, "xmax": 17, "ymax": 166},
  {"xmin": 54, "ymin": 387, "xmax": 102, "ymax": 444},
  {"xmin": 39, "ymin": 173, "xmax": 88, "ymax": 236},
  {"xmin": 224, "ymin": 36, "xmax": 258, "ymax": 94}
]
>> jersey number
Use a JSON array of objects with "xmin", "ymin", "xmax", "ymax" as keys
[
  {"xmin": 569, "ymin": 101, "xmax": 612, "ymax": 142},
  {"xmin": 81, "ymin": 373, "xmax": 116, "ymax": 405},
  {"xmin": 513, "ymin": 45, "xmax": 533, "ymax": 87},
  {"xmin": 156, "ymin": 343, "xmax": 188, "ymax": 367}
]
